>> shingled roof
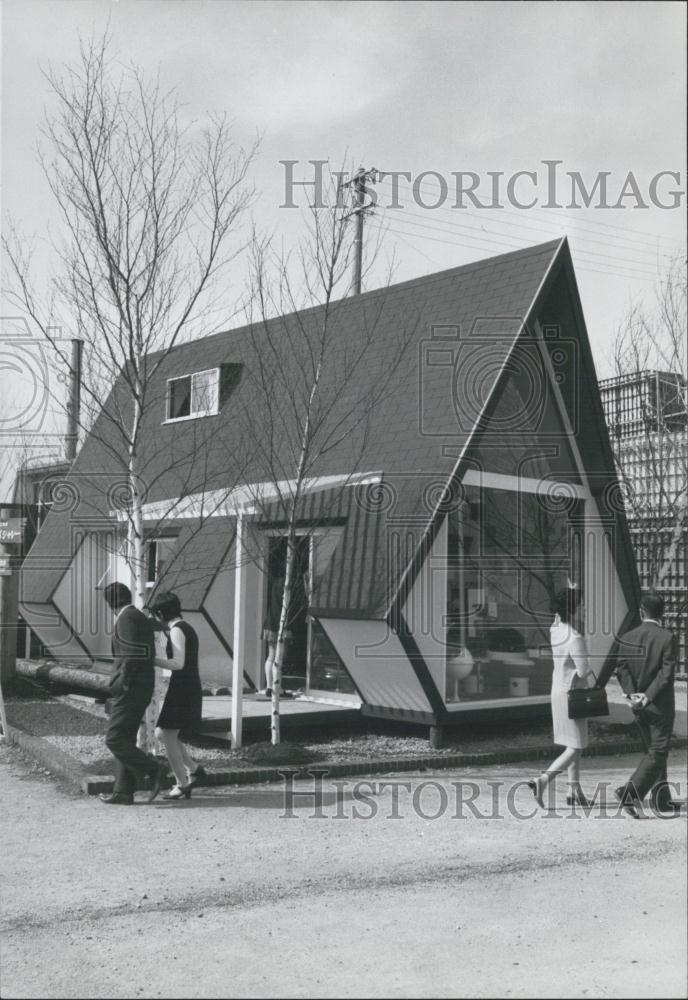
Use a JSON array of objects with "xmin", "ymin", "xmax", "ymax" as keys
[{"xmin": 24, "ymin": 237, "xmax": 617, "ymax": 620}]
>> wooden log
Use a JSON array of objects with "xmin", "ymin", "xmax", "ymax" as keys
[{"xmin": 15, "ymin": 659, "xmax": 111, "ymax": 694}]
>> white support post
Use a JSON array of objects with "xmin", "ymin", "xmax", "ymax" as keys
[
  {"xmin": 231, "ymin": 511, "xmax": 248, "ymax": 748},
  {"xmin": 0, "ymin": 677, "xmax": 8, "ymax": 743}
]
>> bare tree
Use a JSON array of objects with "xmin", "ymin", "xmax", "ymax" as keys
[
  {"xmin": 230, "ymin": 167, "xmax": 418, "ymax": 745},
  {"xmin": 3, "ymin": 32, "xmax": 257, "ymax": 750},
  {"xmin": 609, "ymin": 254, "xmax": 687, "ymax": 606},
  {"xmin": 3, "ymin": 33, "xmax": 256, "ymax": 605}
]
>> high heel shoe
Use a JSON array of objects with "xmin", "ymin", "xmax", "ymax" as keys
[
  {"xmin": 186, "ymin": 765, "xmax": 206, "ymax": 790},
  {"xmin": 163, "ymin": 783, "xmax": 193, "ymax": 800},
  {"xmin": 527, "ymin": 777, "xmax": 546, "ymax": 809}
]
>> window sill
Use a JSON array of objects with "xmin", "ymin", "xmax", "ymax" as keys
[{"xmin": 162, "ymin": 412, "xmax": 219, "ymax": 424}]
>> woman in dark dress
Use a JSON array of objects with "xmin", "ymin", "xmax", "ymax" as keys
[{"xmin": 149, "ymin": 591, "xmax": 205, "ymax": 800}]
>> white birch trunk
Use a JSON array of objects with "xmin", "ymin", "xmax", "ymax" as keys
[
  {"xmin": 125, "ymin": 379, "xmax": 169, "ymax": 755},
  {"xmin": 271, "ymin": 533, "xmax": 296, "ymax": 746},
  {"xmin": 128, "ymin": 381, "xmax": 146, "ymax": 610}
]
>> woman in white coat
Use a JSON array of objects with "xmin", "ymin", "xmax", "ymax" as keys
[{"xmin": 528, "ymin": 588, "xmax": 595, "ymax": 808}]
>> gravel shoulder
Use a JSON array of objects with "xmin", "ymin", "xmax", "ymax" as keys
[{"xmin": 3, "ymin": 689, "xmax": 663, "ymax": 776}]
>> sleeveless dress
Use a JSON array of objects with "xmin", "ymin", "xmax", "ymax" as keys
[
  {"xmin": 156, "ymin": 620, "xmax": 203, "ymax": 734},
  {"xmin": 550, "ymin": 618, "xmax": 593, "ymax": 750}
]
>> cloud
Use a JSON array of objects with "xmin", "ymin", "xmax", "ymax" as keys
[{"xmin": 152, "ymin": 2, "xmax": 411, "ymax": 133}]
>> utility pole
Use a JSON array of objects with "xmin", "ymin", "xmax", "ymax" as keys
[
  {"xmin": 65, "ymin": 338, "xmax": 83, "ymax": 463},
  {"xmin": 342, "ymin": 167, "xmax": 377, "ymax": 295}
]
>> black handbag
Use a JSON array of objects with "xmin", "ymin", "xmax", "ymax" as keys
[{"xmin": 567, "ymin": 671, "xmax": 609, "ymax": 719}]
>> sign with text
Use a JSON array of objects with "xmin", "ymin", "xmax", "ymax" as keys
[{"xmin": 0, "ymin": 518, "xmax": 24, "ymax": 544}]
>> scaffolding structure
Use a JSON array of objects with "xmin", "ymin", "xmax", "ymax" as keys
[{"xmin": 600, "ymin": 370, "xmax": 688, "ymax": 671}]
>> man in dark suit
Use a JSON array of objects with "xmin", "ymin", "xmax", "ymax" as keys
[
  {"xmin": 99, "ymin": 582, "xmax": 166, "ymax": 805},
  {"xmin": 598, "ymin": 592, "xmax": 679, "ymax": 817}
]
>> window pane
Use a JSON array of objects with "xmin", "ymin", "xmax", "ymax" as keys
[
  {"xmin": 445, "ymin": 485, "xmax": 581, "ymax": 703},
  {"xmin": 146, "ymin": 541, "xmax": 157, "ymax": 584},
  {"xmin": 155, "ymin": 537, "xmax": 176, "ymax": 581},
  {"xmin": 145, "ymin": 537, "xmax": 176, "ymax": 586},
  {"xmin": 191, "ymin": 369, "xmax": 219, "ymax": 414},
  {"xmin": 168, "ymin": 377, "xmax": 191, "ymax": 418},
  {"xmin": 309, "ymin": 619, "xmax": 356, "ymax": 694}
]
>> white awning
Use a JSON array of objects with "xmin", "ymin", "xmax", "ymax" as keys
[{"xmin": 112, "ymin": 470, "xmax": 383, "ymax": 522}]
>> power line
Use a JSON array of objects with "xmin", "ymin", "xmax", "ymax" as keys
[
  {"xmin": 374, "ymin": 175, "xmax": 686, "ymax": 254},
  {"xmin": 371, "ymin": 186, "xmax": 680, "ymax": 277},
  {"xmin": 377, "ymin": 190, "xmax": 679, "ymax": 264},
  {"xmin": 367, "ymin": 220, "xmax": 659, "ymax": 284},
  {"xmin": 376, "ymin": 205, "xmax": 665, "ymax": 277},
  {"xmin": 369, "ymin": 212, "xmax": 663, "ymax": 281}
]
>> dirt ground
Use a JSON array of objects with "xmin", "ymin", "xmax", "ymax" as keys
[{"xmin": 1, "ymin": 743, "xmax": 686, "ymax": 999}]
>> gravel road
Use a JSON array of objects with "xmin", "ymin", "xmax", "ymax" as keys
[{"xmin": 1, "ymin": 743, "xmax": 686, "ymax": 999}]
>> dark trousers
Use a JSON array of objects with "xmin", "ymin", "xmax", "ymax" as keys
[
  {"xmin": 623, "ymin": 708, "xmax": 674, "ymax": 809},
  {"xmin": 106, "ymin": 686, "xmax": 155, "ymax": 796}
]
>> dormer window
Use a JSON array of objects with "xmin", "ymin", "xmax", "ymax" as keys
[
  {"xmin": 164, "ymin": 363, "xmax": 242, "ymax": 423},
  {"xmin": 166, "ymin": 368, "xmax": 220, "ymax": 421}
]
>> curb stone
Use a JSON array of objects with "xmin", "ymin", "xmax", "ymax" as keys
[
  {"xmin": 4, "ymin": 723, "xmax": 92, "ymax": 791},
  {"xmin": 5, "ymin": 721, "xmax": 687, "ymax": 795},
  {"xmin": 3, "ymin": 724, "xmax": 175, "ymax": 796}
]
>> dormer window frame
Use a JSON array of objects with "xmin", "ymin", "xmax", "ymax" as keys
[{"xmin": 164, "ymin": 367, "xmax": 220, "ymax": 423}]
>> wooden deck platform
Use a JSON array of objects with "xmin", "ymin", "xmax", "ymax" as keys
[{"xmin": 201, "ymin": 694, "xmax": 361, "ymax": 738}]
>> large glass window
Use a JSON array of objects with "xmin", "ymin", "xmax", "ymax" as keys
[
  {"xmin": 445, "ymin": 484, "xmax": 583, "ymax": 702},
  {"xmin": 309, "ymin": 620, "xmax": 356, "ymax": 695}
]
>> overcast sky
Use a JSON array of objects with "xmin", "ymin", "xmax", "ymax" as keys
[{"xmin": 1, "ymin": 0, "xmax": 686, "ymax": 493}]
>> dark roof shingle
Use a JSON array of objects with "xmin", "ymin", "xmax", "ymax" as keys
[{"xmin": 22, "ymin": 239, "xmax": 563, "ymax": 608}]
